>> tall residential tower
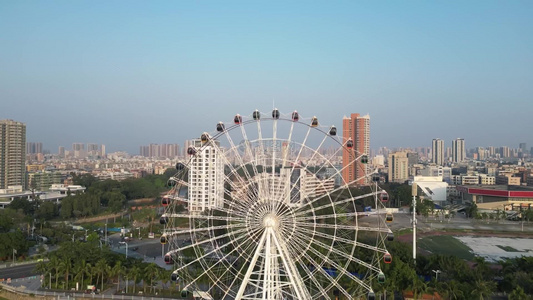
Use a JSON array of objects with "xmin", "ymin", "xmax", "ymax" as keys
[
  {"xmin": 0, "ymin": 120, "xmax": 26, "ymax": 190},
  {"xmin": 452, "ymin": 138, "xmax": 466, "ymax": 163},
  {"xmin": 432, "ymin": 139, "xmax": 444, "ymax": 166},
  {"xmin": 342, "ymin": 113, "xmax": 370, "ymax": 186}
]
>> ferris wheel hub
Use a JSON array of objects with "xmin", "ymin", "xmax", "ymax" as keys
[{"xmin": 263, "ymin": 214, "xmax": 279, "ymax": 229}]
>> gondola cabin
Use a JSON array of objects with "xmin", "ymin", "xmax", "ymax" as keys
[
  {"xmin": 384, "ymin": 252, "xmax": 392, "ymax": 264},
  {"xmin": 200, "ymin": 133, "xmax": 209, "ymax": 143},
  {"xmin": 160, "ymin": 235, "xmax": 168, "ymax": 244},
  {"xmin": 329, "ymin": 126, "xmax": 337, "ymax": 136},
  {"xmin": 161, "ymin": 196, "xmax": 170, "ymax": 207},
  {"xmin": 311, "ymin": 116, "xmax": 318, "ymax": 127},
  {"xmin": 176, "ymin": 162, "xmax": 185, "ymax": 171},
  {"xmin": 386, "ymin": 212, "xmax": 393, "ymax": 223},
  {"xmin": 292, "ymin": 111, "xmax": 299, "ymax": 122},
  {"xmin": 216, "ymin": 122, "xmax": 225, "ymax": 132},
  {"xmin": 234, "ymin": 114, "xmax": 242, "ymax": 125},
  {"xmin": 347, "ymin": 139, "xmax": 353, "ymax": 149},
  {"xmin": 187, "ymin": 147, "xmax": 196, "ymax": 155},
  {"xmin": 387, "ymin": 232, "xmax": 394, "ymax": 241},
  {"xmin": 252, "ymin": 110, "xmax": 260, "ymax": 120},
  {"xmin": 164, "ymin": 254, "xmax": 172, "ymax": 264},
  {"xmin": 361, "ymin": 155, "xmax": 368, "ymax": 164},
  {"xmin": 171, "ymin": 273, "xmax": 179, "ymax": 281},
  {"xmin": 181, "ymin": 289, "xmax": 188, "ymax": 298},
  {"xmin": 378, "ymin": 272, "xmax": 386, "ymax": 283},
  {"xmin": 381, "ymin": 191, "xmax": 389, "ymax": 202},
  {"xmin": 160, "ymin": 215, "xmax": 169, "ymax": 225},
  {"xmin": 372, "ymin": 174, "xmax": 381, "ymax": 182},
  {"xmin": 167, "ymin": 179, "xmax": 176, "ymax": 187},
  {"xmin": 368, "ymin": 291, "xmax": 376, "ymax": 300},
  {"xmin": 272, "ymin": 108, "xmax": 280, "ymax": 119}
]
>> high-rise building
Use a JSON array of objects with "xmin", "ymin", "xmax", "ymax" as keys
[
  {"xmin": 58, "ymin": 146, "xmax": 65, "ymax": 158},
  {"xmin": 519, "ymin": 143, "xmax": 528, "ymax": 155},
  {"xmin": 500, "ymin": 146, "xmax": 510, "ymax": 158},
  {"xmin": 188, "ymin": 139, "xmax": 224, "ymax": 214},
  {"xmin": 342, "ymin": 113, "xmax": 370, "ymax": 186},
  {"xmin": 388, "ymin": 151, "xmax": 409, "ymax": 183},
  {"xmin": 477, "ymin": 147, "xmax": 485, "ymax": 161},
  {"xmin": 72, "ymin": 143, "xmax": 86, "ymax": 158},
  {"xmin": 452, "ymin": 138, "xmax": 466, "ymax": 163},
  {"xmin": 0, "ymin": 120, "xmax": 26, "ymax": 190},
  {"xmin": 432, "ymin": 139, "xmax": 444, "ymax": 166},
  {"xmin": 139, "ymin": 143, "xmax": 179, "ymax": 158},
  {"xmin": 26, "ymin": 142, "xmax": 43, "ymax": 154}
]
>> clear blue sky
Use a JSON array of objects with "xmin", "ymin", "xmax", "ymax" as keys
[{"xmin": 1, "ymin": 0, "xmax": 532, "ymax": 154}]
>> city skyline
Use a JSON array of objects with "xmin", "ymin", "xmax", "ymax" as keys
[{"xmin": 1, "ymin": 1, "xmax": 532, "ymax": 154}]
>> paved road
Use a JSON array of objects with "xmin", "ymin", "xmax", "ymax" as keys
[{"xmin": 0, "ymin": 262, "xmax": 38, "ymax": 280}]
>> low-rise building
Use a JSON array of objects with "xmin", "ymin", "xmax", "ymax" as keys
[{"xmin": 456, "ymin": 185, "xmax": 533, "ymax": 210}]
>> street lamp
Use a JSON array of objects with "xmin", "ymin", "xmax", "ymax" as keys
[
  {"xmin": 119, "ymin": 241, "xmax": 128, "ymax": 258},
  {"xmin": 432, "ymin": 269, "xmax": 441, "ymax": 281}
]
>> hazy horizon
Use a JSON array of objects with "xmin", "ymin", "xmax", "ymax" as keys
[{"xmin": 2, "ymin": 1, "xmax": 532, "ymax": 154}]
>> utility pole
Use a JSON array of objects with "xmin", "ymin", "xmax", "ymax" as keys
[{"xmin": 412, "ymin": 183, "xmax": 418, "ymax": 265}]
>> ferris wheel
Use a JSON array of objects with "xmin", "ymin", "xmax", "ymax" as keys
[{"xmin": 160, "ymin": 109, "xmax": 393, "ymax": 300}]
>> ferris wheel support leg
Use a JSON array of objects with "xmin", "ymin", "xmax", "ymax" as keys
[
  {"xmin": 236, "ymin": 230, "xmax": 267, "ymax": 300},
  {"xmin": 270, "ymin": 228, "xmax": 309, "ymax": 300}
]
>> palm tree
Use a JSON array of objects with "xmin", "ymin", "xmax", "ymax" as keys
[
  {"xmin": 144, "ymin": 263, "xmax": 159, "ymax": 294},
  {"xmin": 129, "ymin": 266, "xmax": 141, "ymax": 294},
  {"xmin": 72, "ymin": 262, "xmax": 84, "ymax": 290},
  {"xmin": 111, "ymin": 261, "xmax": 123, "ymax": 292},
  {"xmin": 94, "ymin": 259, "xmax": 107, "ymax": 292},
  {"xmin": 439, "ymin": 280, "xmax": 464, "ymax": 300},
  {"xmin": 35, "ymin": 261, "xmax": 50, "ymax": 288},
  {"xmin": 48, "ymin": 256, "xmax": 61, "ymax": 289},
  {"xmin": 59, "ymin": 257, "xmax": 72, "ymax": 290},
  {"xmin": 470, "ymin": 278, "xmax": 496, "ymax": 300},
  {"xmin": 85, "ymin": 262, "xmax": 93, "ymax": 286},
  {"xmin": 410, "ymin": 277, "xmax": 428, "ymax": 299}
]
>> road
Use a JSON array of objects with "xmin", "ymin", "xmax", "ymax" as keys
[{"xmin": 0, "ymin": 262, "xmax": 38, "ymax": 280}]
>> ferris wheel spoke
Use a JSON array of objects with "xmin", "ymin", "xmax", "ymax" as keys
[
  {"xmin": 294, "ymin": 191, "xmax": 376, "ymax": 217},
  {"xmin": 165, "ymin": 213, "xmax": 245, "ymax": 222},
  {"xmin": 294, "ymin": 211, "xmax": 380, "ymax": 222},
  {"xmin": 187, "ymin": 225, "xmax": 266, "ymax": 297},
  {"xmin": 209, "ymin": 139, "xmax": 262, "ymax": 212},
  {"xmin": 176, "ymin": 226, "xmax": 264, "ymax": 281},
  {"xmin": 295, "ymin": 221, "xmax": 391, "ymax": 233},
  {"xmin": 220, "ymin": 236, "xmax": 269, "ymax": 299},
  {"xmin": 166, "ymin": 227, "xmax": 249, "ymax": 256},
  {"xmin": 165, "ymin": 223, "xmax": 246, "ymax": 237},
  {"xmin": 287, "ymin": 235, "xmax": 353, "ymax": 298},
  {"xmin": 298, "ymin": 229, "xmax": 380, "ymax": 273},
  {"xmin": 296, "ymin": 226, "xmax": 389, "ymax": 254},
  {"xmin": 291, "ymin": 233, "xmax": 373, "ymax": 294}
]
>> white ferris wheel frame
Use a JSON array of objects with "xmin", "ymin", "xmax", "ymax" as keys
[{"xmin": 161, "ymin": 110, "xmax": 391, "ymax": 300}]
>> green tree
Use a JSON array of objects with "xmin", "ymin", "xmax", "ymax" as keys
[
  {"xmin": 112, "ymin": 261, "xmax": 124, "ymax": 292},
  {"xmin": 59, "ymin": 256, "xmax": 72, "ymax": 289},
  {"xmin": 95, "ymin": 259, "xmax": 107, "ymax": 291},
  {"xmin": 144, "ymin": 263, "xmax": 160, "ymax": 293},
  {"xmin": 129, "ymin": 266, "xmax": 141, "ymax": 294},
  {"xmin": 509, "ymin": 286, "xmax": 528, "ymax": 300},
  {"xmin": 470, "ymin": 278, "xmax": 496, "ymax": 300},
  {"xmin": 410, "ymin": 277, "xmax": 428, "ymax": 299}
]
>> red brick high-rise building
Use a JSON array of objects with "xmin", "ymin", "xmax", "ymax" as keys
[{"xmin": 342, "ymin": 113, "xmax": 370, "ymax": 186}]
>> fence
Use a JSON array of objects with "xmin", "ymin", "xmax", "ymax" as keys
[{"xmin": 0, "ymin": 283, "xmax": 179, "ymax": 300}]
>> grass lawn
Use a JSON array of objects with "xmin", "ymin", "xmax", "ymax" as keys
[{"xmin": 418, "ymin": 235, "xmax": 475, "ymax": 260}]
